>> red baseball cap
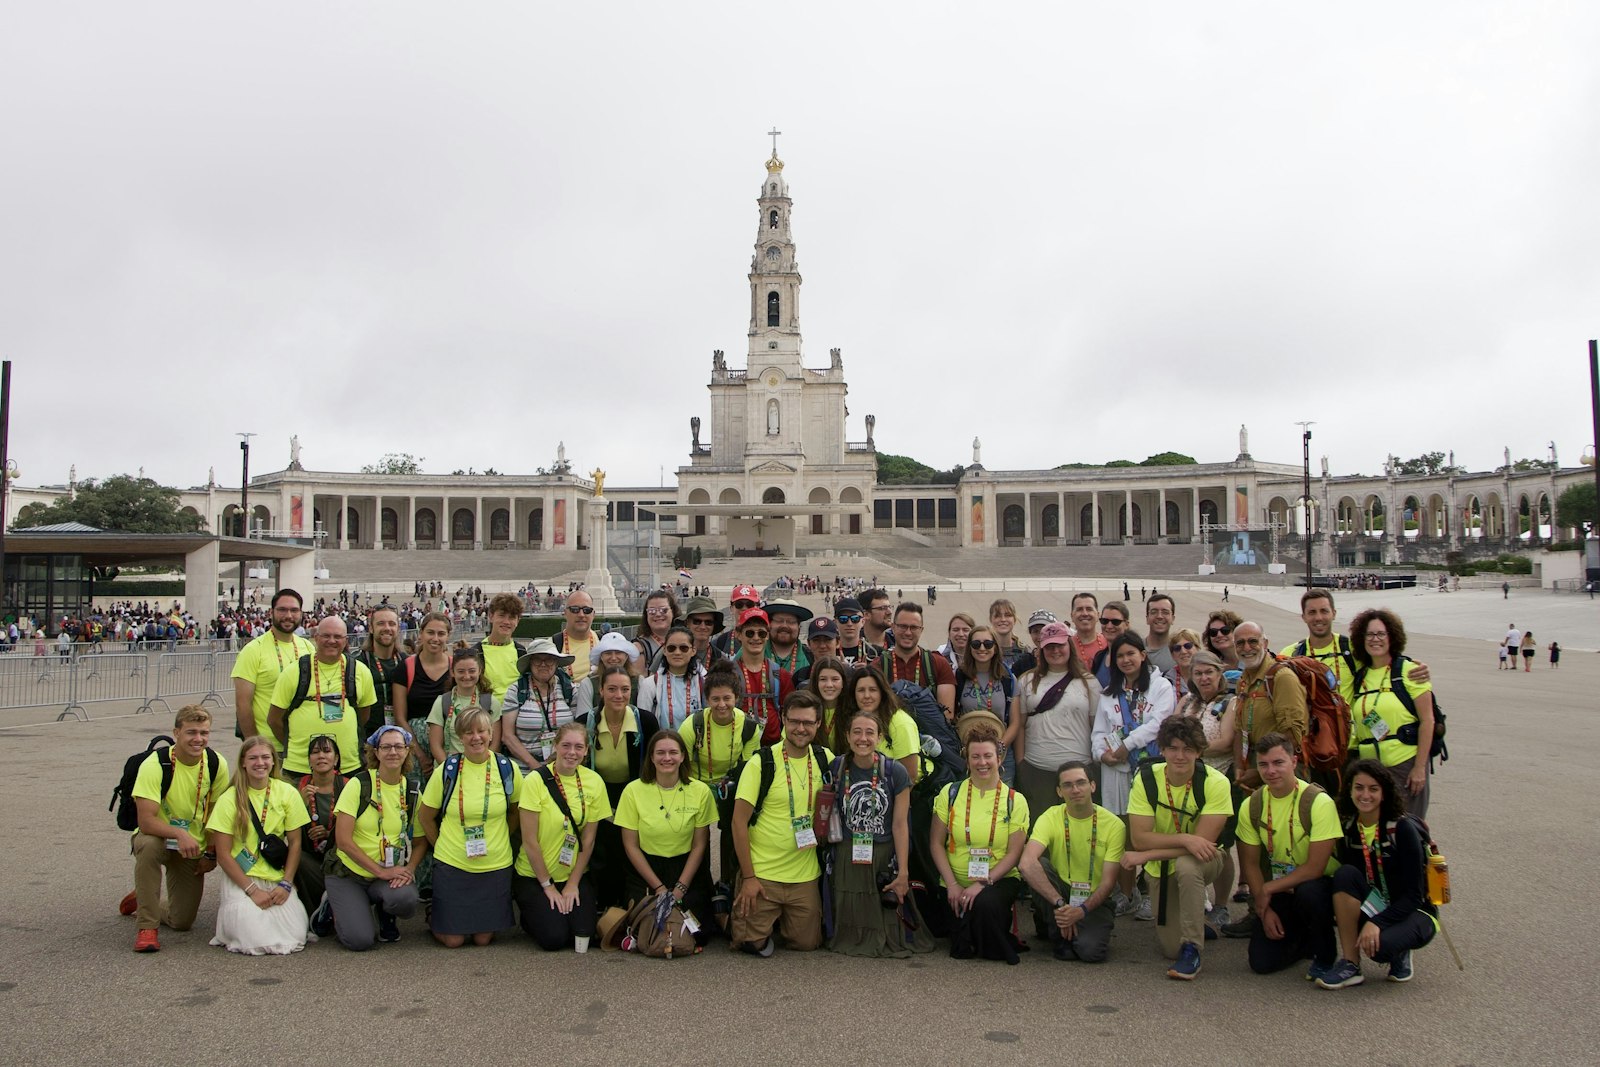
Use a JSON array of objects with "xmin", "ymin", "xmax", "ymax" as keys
[
  {"xmin": 731, "ymin": 585, "xmax": 761, "ymax": 605},
  {"xmin": 737, "ymin": 607, "xmax": 770, "ymax": 630}
]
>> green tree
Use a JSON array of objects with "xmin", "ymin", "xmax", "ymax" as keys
[
  {"xmin": 361, "ymin": 453, "xmax": 424, "ymax": 475},
  {"xmin": 1511, "ymin": 457, "xmax": 1557, "ymax": 473},
  {"xmin": 1139, "ymin": 452, "xmax": 1198, "ymax": 466},
  {"xmin": 1555, "ymin": 482, "xmax": 1598, "ymax": 534},
  {"xmin": 876, "ymin": 453, "xmax": 963, "ymax": 485},
  {"xmin": 10, "ymin": 475, "xmax": 205, "ymax": 533},
  {"xmin": 1104, "ymin": 459, "xmax": 1136, "ymax": 468}
]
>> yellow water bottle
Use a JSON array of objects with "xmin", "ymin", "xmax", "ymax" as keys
[{"xmin": 1426, "ymin": 853, "xmax": 1451, "ymax": 905}]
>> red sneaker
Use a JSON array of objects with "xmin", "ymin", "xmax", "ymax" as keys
[
  {"xmin": 119, "ymin": 891, "xmax": 138, "ymax": 917},
  {"xmin": 134, "ymin": 929, "xmax": 160, "ymax": 953}
]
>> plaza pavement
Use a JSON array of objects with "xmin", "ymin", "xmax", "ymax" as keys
[{"xmin": 1, "ymin": 583, "xmax": 1597, "ymax": 1065}]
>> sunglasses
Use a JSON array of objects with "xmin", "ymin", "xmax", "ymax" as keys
[
  {"xmin": 1173, "ymin": 641, "xmax": 1197, "ymax": 652},
  {"xmin": 687, "ymin": 617, "xmax": 716, "ymax": 626},
  {"xmin": 663, "ymin": 644, "xmax": 694, "ymax": 653},
  {"xmin": 969, "ymin": 639, "xmax": 997, "ymax": 650},
  {"xmin": 645, "ymin": 606, "xmax": 672, "ymax": 615},
  {"xmin": 1234, "ymin": 638, "xmax": 1264, "ymax": 648},
  {"xmin": 836, "ymin": 614, "xmax": 862, "ymax": 623},
  {"xmin": 742, "ymin": 629, "xmax": 769, "ymax": 639},
  {"xmin": 1099, "ymin": 618, "xmax": 1125, "ymax": 627},
  {"xmin": 567, "ymin": 606, "xmax": 595, "ymax": 615},
  {"xmin": 1206, "ymin": 626, "xmax": 1232, "ymax": 637},
  {"xmin": 732, "ymin": 601, "xmax": 759, "ymax": 611}
]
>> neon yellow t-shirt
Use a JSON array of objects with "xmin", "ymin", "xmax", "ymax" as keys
[
  {"xmin": 933, "ymin": 779, "xmax": 1030, "ymax": 888},
  {"xmin": 1349, "ymin": 661, "xmax": 1431, "ymax": 766},
  {"xmin": 679, "ymin": 711, "xmax": 759, "ymax": 785},
  {"xmin": 231, "ymin": 632, "xmax": 314, "ymax": 749},
  {"xmin": 1126, "ymin": 762, "xmax": 1234, "ymax": 878},
  {"xmin": 565, "ymin": 633, "xmax": 595, "ymax": 683},
  {"xmin": 206, "ymin": 780, "xmax": 311, "ymax": 883},
  {"xmin": 515, "ymin": 766, "xmax": 612, "ymax": 883},
  {"xmin": 734, "ymin": 745, "xmax": 834, "ymax": 884},
  {"xmin": 876, "ymin": 708, "xmax": 921, "ymax": 761},
  {"xmin": 333, "ymin": 774, "xmax": 413, "ymax": 875},
  {"xmin": 1028, "ymin": 802, "xmax": 1126, "ymax": 887},
  {"xmin": 420, "ymin": 756, "xmax": 524, "ymax": 873},
  {"xmin": 1279, "ymin": 638, "xmax": 1357, "ymax": 704},
  {"xmin": 269, "ymin": 656, "xmax": 377, "ymax": 774},
  {"xmin": 426, "ymin": 692, "xmax": 495, "ymax": 756},
  {"xmin": 479, "ymin": 640, "xmax": 521, "ymax": 704},
  {"xmin": 131, "ymin": 749, "xmax": 231, "ymax": 850},
  {"xmin": 1237, "ymin": 781, "xmax": 1341, "ymax": 876},
  {"xmin": 614, "ymin": 777, "xmax": 716, "ymax": 858}
]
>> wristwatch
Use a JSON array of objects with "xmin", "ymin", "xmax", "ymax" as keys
[
  {"xmin": 1052, "ymin": 897, "xmax": 1066, "ymax": 910},
  {"xmin": 540, "ymin": 879, "xmax": 553, "ymax": 888}
]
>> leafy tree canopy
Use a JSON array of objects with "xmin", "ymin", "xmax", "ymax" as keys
[
  {"xmin": 1556, "ymin": 482, "xmax": 1597, "ymax": 534},
  {"xmin": 10, "ymin": 475, "xmax": 204, "ymax": 534},
  {"xmin": 876, "ymin": 453, "xmax": 963, "ymax": 485},
  {"xmin": 361, "ymin": 453, "xmax": 424, "ymax": 475}
]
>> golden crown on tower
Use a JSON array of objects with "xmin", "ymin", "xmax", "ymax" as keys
[{"xmin": 765, "ymin": 155, "xmax": 785, "ymax": 173}]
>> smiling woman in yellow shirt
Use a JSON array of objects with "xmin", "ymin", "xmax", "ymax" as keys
[
  {"xmin": 615, "ymin": 731, "xmax": 716, "ymax": 944},
  {"xmin": 514, "ymin": 721, "xmax": 613, "ymax": 952},
  {"xmin": 416, "ymin": 707, "xmax": 524, "ymax": 948},
  {"xmin": 327, "ymin": 725, "xmax": 429, "ymax": 951},
  {"xmin": 206, "ymin": 736, "xmax": 312, "ymax": 955},
  {"xmin": 930, "ymin": 724, "xmax": 1031, "ymax": 965}
]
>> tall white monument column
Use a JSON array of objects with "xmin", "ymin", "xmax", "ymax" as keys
[{"xmin": 583, "ymin": 475, "xmax": 622, "ymax": 614}]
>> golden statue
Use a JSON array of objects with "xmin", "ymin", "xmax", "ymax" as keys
[{"xmin": 590, "ymin": 469, "xmax": 606, "ymax": 497}]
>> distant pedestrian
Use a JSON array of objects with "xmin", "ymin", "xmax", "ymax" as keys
[
  {"xmin": 1124, "ymin": 582, "xmax": 1131, "ymax": 601},
  {"xmin": 1549, "ymin": 641, "xmax": 1561, "ymax": 668},
  {"xmin": 1502, "ymin": 581, "xmax": 1510, "ymax": 599},
  {"xmin": 1223, "ymin": 586, "xmax": 1230, "ymax": 603},
  {"xmin": 1520, "ymin": 631, "xmax": 1535, "ymax": 672}
]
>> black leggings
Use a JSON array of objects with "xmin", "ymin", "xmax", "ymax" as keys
[
  {"xmin": 1331, "ymin": 864, "xmax": 1436, "ymax": 963},
  {"xmin": 513, "ymin": 872, "xmax": 597, "ymax": 951}
]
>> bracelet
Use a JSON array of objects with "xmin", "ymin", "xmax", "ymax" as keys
[
  {"xmin": 276, "ymin": 880, "xmax": 292, "ymax": 892},
  {"xmin": 673, "ymin": 881, "xmax": 687, "ymax": 893},
  {"xmin": 540, "ymin": 879, "xmax": 554, "ymax": 889}
]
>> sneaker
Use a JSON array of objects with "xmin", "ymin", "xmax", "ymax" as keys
[
  {"xmin": 1387, "ymin": 951, "xmax": 1413, "ymax": 982},
  {"xmin": 1232, "ymin": 886, "xmax": 1251, "ymax": 903},
  {"xmin": 1166, "ymin": 941, "xmax": 1202, "ymax": 980},
  {"xmin": 1316, "ymin": 958, "xmax": 1365, "ymax": 989},
  {"xmin": 133, "ymin": 929, "xmax": 160, "ymax": 953},
  {"xmin": 1134, "ymin": 895, "xmax": 1153, "ymax": 922},
  {"xmin": 1113, "ymin": 890, "xmax": 1135, "ymax": 917},
  {"xmin": 756, "ymin": 936, "xmax": 775, "ymax": 958},
  {"xmin": 1052, "ymin": 940, "xmax": 1077, "ymax": 961},
  {"xmin": 377, "ymin": 909, "xmax": 400, "ymax": 944},
  {"xmin": 1306, "ymin": 958, "xmax": 1334, "ymax": 983},
  {"xmin": 1221, "ymin": 914, "xmax": 1255, "ymax": 939},
  {"xmin": 118, "ymin": 891, "xmax": 138, "ymax": 917},
  {"xmin": 310, "ymin": 894, "xmax": 335, "ymax": 938},
  {"xmin": 1205, "ymin": 904, "xmax": 1229, "ymax": 929}
]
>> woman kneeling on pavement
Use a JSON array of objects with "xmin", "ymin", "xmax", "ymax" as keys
[
  {"xmin": 515, "ymin": 721, "xmax": 612, "ymax": 951},
  {"xmin": 326, "ymin": 725, "xmax": 426, "ymax": 949},
  {"xmin": 207, "ymin": 736, "xmax": 312, "ymax": 955},
  {"xmin": 930, "ymin": 723, "xmax": 1031, "ymax": 964},
  {"xmin": 293, "ymin": 734, "xmax": 347, "ymax": 915},
  {"xmin": 1316, "ymin": 759, "xmax": 1438, "ymax": 989},
  {"xmin": 615, "ymin": 731, "xmax": 716, "ymax": 943},
  {"xmin": 416, "ymin": 707, "xmax": 523, "ymax": 948},
  {"xmin": 828, "ymin": 708, "xmax": 931, "ymax": 957}
]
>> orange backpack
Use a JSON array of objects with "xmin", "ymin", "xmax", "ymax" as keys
[{"xmin": 1264, "ymin": 656, "xmax": 1352, "ymax": 772}]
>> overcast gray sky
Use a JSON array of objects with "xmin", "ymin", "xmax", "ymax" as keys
[{"xmin": 4, "ymin": 2, "xmax": 1598, "ymax": 492}]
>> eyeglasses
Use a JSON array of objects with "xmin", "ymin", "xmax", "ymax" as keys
[
  {"xmin": 1365, "ymin": 631, "xmax": 1390, "ymax": 640},
  {"xmin": 786, "ymin": 719, "xmax": 819, "ymax": 729},
  {"xmin": 1099, "ymin": 618, "xmax": 1125, "ymax": 627},
  {"xmin": 567, "ymin": 606, "xmax": 595, "ymax": 615},
  {"xmin": 836, "ymin": 614, "xmax": 862, "ymax": 623},
  {"xmin": 969, "ymin": 639, "xmax": 997, "ymax": 650},
  {"xmin": 1206, "ymin": 626, "xmax": 1232, "ymax": 637},
  {"xmin": 663, "ymin": 644, "xmax": 693, "ymax": 653},
  {"xmin": 646, "ymin": 606, "xmax": 672, "ymax": 616},
  {"xmin": 376, "ymin": 743, "xmax": 408, "ymax": 753},
  {"xmin": 1234, "ymin": 638, "xmax": 1264, "ymax": 648},
  {"xmin": 1173, "ymin": 641, "xmax": 1197, "ymax": 652},
  {"xmin": 687, "ymin": 617, "xmax": 716, "ymax": 627}
]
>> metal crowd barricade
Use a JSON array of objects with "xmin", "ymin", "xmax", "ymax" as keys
[
  {"xmin": 60, "ymin": 652, "xmax": 149, "ymax": 721},
  {"xmin": 139, "ymin": 651, "xmax": 222, "ymax": 716},
  {"xmin": 0, "ymin": 654, "xmax": 70, "ymax": 715},
  {"xmin": 209, "ymin": 651, "xmax": 240, "ymax": 708}
]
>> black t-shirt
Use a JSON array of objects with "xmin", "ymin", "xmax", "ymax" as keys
[
  {"xmin": 837, "ymin": 757, "xmax": 911, "ymax": 843},
  {"xmin": 386, "ymin": 656, "xmax": 451, "ymax": 729}
]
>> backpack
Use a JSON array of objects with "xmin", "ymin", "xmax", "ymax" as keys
[
  {"xmin": 110, "ymin": 736, "xmax": 220, "ymax": 832},
  {"xmin": 1354, "ymin": 657, "xmax": 1449, "ymax": 764},
  {"xmin": 751, "ymin": 743, "xmax": 834, "ymax": 824},
  {"xmin": 1263, "ymin": 656, "xmax": 1351, "ymax": 773},
  {"xmin": 893, "ymin": 679, "xmax": 964, "ymax": 796},
  {"xmin": 1246, "ymin": 782, "xmax": 1326, "ymax": 879},
  {"xmin": 435, "ymin": 752, "xmax": 518, "ymax": 816},
  {"xmin": 352, "ymin": 769, "xmax": 420, "ymax": 834},
  {"xmin": 286, "ymin": 654, "xmax": 360, "ymax": 714},
  {"xmin": 690, "ymin": 709, "xmax": 758, "ymax": 780},
  {"xmin": 514, "ymin": 670, "xmax": 575, "ymax": 709}
]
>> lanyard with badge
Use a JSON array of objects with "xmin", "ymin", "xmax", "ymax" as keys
[
  {"xmin": 166, "ymin": 756, "xmax": 211, "ymax": 850},
  {"xmin": 1062, "ymin": 808, "xmax": 1098, "ymax": 906},
  {"xmin": 369, "ymin": 652, "xmax": 400, "ymax": 725},
  {"xmin": 1355, "ymin": 679, "xmax": 1393, "ymax": 743},
  {"xmin": 374, "ymin": 778, "xmax": 410, "ymax": 867},
  {"xmin": 1359, "ymin": 824, "xmax": 1390, "ymax": 917},
  {"xmin": 527, "ymin": 682, "xmax": 561, "ymax": 761},
  {"xmin": 1162, "ymin": 775, "xmax": 1194, "ymax": 836},
  {"xmin": 957, "ymin": 780, "xmax": 1004, "ymax": 882},
  {"xmin": 784, "ymin": 750, "xmax": 817, "ymax": 850},
  {"xmin": 237, "ymin": 788, "xmax": 269, "ymax": 872},
  {"xmin": 313, "ymin": 657, "xmax": 345, "ymax": 723},
  {"xmin": 661, "ymin": 670, "xmax": 701, "ymax": 730},
  {"xmin": 460, "ymin": 758, "xmax": 493, "ymax": 859},
  {"xmin": 553, "ymin": 772, "xmax": 586, "ymax": 867},
  {"xmin": 1263, "ymin": 787, "xmax": 1299, "ymax": 879},
  {"xmin": 849, "ymin": 759, "xmax": 882, "ymax": 865}
]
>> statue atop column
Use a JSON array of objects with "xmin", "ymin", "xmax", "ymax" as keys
[
  {"xmin": 865, "ymin": 414, "xmax": 876, "ymax": 449},
  {"xmin": 1320, "ymin": 456, "xmax": 1329, "ymax": 479},
  {"xmin": 289, "ymin": 435, "xmax": 303, "ymax": 470},
  {"xmin": 1550, "ymin": 440, "xmax": 1559, "ymax": 467},
  {"xmin": 1239, "ymin": 424, "xmax": 1249, "ymax": 456},
  {"xmin": 691, "ymin": 416, "xmax": 702, "ymax": 453},
  {"xmin": 589, "ymin": 469, "xmax": 606, "ymax": 497},
  {"xmin": 830, "ymin": 347, "xmax": 842, "ymax": 370},
  {"xmin": 972, "ymin": 437, "xmax": 982, "ymax": 466},
  {"xmin": 712, "ymin": 349, "xmax": 726, "ymax": 372},
  {"xmin": 208, "ymin": 466, "xmax": 216, "ymax": 487}
]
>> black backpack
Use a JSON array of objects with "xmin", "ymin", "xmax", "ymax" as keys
[
  {"xmin": 286, "ymin": 654, "xmax": 360, "ymax": 715},
  {"xmin": 1353, "ymin": 657, "xmax": 1449, "ymax": 764},
  {"xmin": 352, "ymin": 769, "xmax": 420, "ymax": 832},
  {"xmin": 751, "ymin": 743, "xmax": 833, "ymax": 824},
  {"xmin": 110, "ymin": 736, "xmax": 221, "ymax": 831},
  {"xmin": 1137, "ymin": 761, "xmax": 1214, "ymax": 925}
]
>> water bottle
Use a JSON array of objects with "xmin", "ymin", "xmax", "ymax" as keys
[{"xmin": 1426, "ymin": 853, "xmax": 1451, "ymax": 905}]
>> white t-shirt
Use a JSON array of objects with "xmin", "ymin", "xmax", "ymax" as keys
[
  {"xmin": 1018, "ymin": 671, "xmax": 1096, "ymax": 769},
  {"xmin": 1504, "ymin": 628, "xmax": 1522, "ymax": 649}
]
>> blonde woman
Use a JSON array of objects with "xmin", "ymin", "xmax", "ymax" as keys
[{"xmin": 206, "ymin": 736, "xmax": 312, "ymax": 955}]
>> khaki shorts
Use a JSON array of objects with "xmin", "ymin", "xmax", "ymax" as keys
[{"xmin": 730, "ymin": 876, "xmax": 821, "ymax": 951}]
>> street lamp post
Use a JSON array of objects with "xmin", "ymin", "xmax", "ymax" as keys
[
  {"xmin": 1296, "ymin": 421, "xmax": 1315, "ymax": 590},
  {"xmin": 237, "ymin": 432, "xmax": 255, "ymax": 611}
]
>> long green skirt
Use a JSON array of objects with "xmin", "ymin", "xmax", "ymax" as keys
[{"xmin": 827, "ymin": 840, "xmax": 936, "ymax": 957}]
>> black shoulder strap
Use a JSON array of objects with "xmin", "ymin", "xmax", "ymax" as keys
[
  {"xmin": 1193, "ymin": 762, "xmax": 1208, "ymax": 810},
  {"xmin": 812, "ymin": 742, "xmax": 832, "ymax": 785},
  {"xmin": 435, "ymin": 753, "xmax": 462, "ymax": 813},
  {"xmin": 1337, "ymin": 635, "xmax": 1357, "ymax": 674},
  {"xmin": 1388, "ymin": 658, "xmax": 1417, "ymax": 717},
  {"xmin": 289, "ymin": 655, "xmax": 313, "ymax": 712},
  {"xmin": 1294, "ymin": 639, "xmax": 1308, "ymax": 657},
  {"xmin": 752, "ymin": 747, "xmax": 776, "ymax": 823},
  {"xmin": 740, "ymin": 716, "xmax": 757, "ymax": 745},
  {"xmin": 343, "ymin": 653, "xmax": 359, "ymax": 703},
  {"xmin": 538, "ymin": 765, "xmax": 577, "ymax": 826},
  {"xmin": 355, "ymin": 769, "xmax": 375, "ymax": 818},
  {"xmin": 204, "ymin": 749, "xmax": 219, "ymax": 793},
  {"xmin": 1139, "ymin": 763, "xmax": 1158, "ymax": 810},
  {"xmin": 157, "ymin": 747, "xmax": 175, "ymax": 799},
  {"xmin": 495, "ymin": 754, "xmax": 517, "ymax": 797}
]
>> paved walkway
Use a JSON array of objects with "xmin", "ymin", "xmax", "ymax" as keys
[{"xmin": 1, "ymin": 586, "xmax": 1597, "ymax": 1064}]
